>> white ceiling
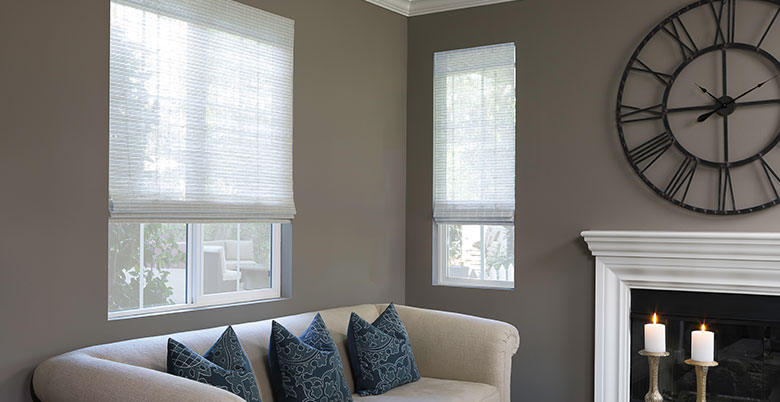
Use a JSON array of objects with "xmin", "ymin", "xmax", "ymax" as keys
[{"xmin": 363, "ymin": 0, "xmax": 517, "ymax": 17}]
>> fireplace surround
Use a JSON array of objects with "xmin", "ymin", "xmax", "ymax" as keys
[{"xmin": 582, "ymin": 231, "xmax": 780, "ymax": 402}]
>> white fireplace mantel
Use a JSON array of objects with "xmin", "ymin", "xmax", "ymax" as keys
[{"xmin": 581, "ymin": 230, "xmax": 780, "ymax": 402}]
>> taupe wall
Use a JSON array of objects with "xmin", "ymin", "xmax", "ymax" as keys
[
  {"xmin": 0, "ymin": 1, "xmax": 406, "ymax": 400},
  {"xmin": 406, "ymin": 1, "xmax": 780, "ymax": 401}
]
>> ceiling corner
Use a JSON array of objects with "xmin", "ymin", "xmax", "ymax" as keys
[
  {"xmin": 407, "ymin": 0, "xmax": 517, "ymax": 16},
  {"xmin": 362, "ymin": 0, "xmax": 413, "ymax": 16},
  {"xmin": 362, "ymin": 0, "xmax": 518, "ymax": 17}
]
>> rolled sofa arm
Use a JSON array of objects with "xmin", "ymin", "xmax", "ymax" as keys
[
  {"xmin": 388, "ymin": 304, "xmax": 520, "ymax": 402},
  {"xmin": 33, "ymin": 352, "xmax": 244, "ymax": 402}
]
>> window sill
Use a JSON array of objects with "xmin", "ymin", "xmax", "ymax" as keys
[
  {"xmin": 108, "ymin": 296, "xmax": 290, "ymax": 321},
  {"xmin": 433, "ymin": 279, "xmax": 514, "ymax": 290}
]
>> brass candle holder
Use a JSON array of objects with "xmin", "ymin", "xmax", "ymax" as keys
[
  {"xmin": 684, "ymin": 359, "xmax": 718, "ymax": 402},
  {"xmin": 639, "ymin": 349, "xmax": 670, "ymax": 402}
]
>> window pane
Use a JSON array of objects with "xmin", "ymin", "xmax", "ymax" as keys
[
  {"xmin": 202, "ymin": 223, "xmax": 272, "ymax": 295},
  {"xmin": 108, "ymin": 222, "xmax": 187, "ymax": 313},
  {"xmin": 445, "ymin": 224, "xmax": 514, "ymax": 282},
  {"xmin": 483, "ymin": 225, "xmax": 514, "ymax": 281},
  {"xmin": 109, "ymin": 222, "xmax": 139, "ymax": 312}
]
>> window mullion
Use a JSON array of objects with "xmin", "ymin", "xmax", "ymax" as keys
[
  {"xmin": 480, "ymin": 225, "xmax": 485, "ymax": 280},
  {"xmin": 188, "ymin": 223, "xmax": 199, "ymax": 306},
  {"xmin": 236, "ymin": 223, "xmax": 241, "ymax": 292},
  {"xmin": 139, "ymin": 223, "xmax": 145, "ymax": 309}
]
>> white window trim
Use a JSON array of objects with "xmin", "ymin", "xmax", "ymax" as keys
[
  {"xmin": 433, "ymin": 223, "xmax": 514, "ymax": 290},
  {"xmin": 108, "ymin": 223, "xmax": 282, "ymax": 320}
]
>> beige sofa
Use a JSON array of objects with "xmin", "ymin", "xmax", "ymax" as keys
[{"xmin": 33, "ymin": 304, "xmax": 519, "ymax": 402}]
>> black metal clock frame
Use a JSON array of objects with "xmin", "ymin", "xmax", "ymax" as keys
[{"xmin": 617, "ymin": 0, "xmax": 780, "ymax": 214}]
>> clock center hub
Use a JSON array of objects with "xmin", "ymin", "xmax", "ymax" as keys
[{"xmin": 715, "ymin": 95, "xmax": 737, "ymax": 117}]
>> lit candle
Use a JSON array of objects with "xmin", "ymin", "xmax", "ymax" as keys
[
  {"xmin": 691, "ymin": 324, "xmax": 714, "ymax": 362},
  {"xmin": 644, "ymin": 313, "xmax": 666, "ymax": 353}
]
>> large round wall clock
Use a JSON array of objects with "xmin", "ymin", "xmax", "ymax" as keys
[{"xmin": 618, "ymin": 0, "xmax": 780, "ymax": 214}]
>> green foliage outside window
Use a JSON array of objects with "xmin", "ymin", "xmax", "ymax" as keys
[
  {"xmin": 484, "ymin": 226, "xmax": 514, "ymax": 272},
  {"xmin": 108, "ymin": 223, "xmax": 183, "ymax": 312}
]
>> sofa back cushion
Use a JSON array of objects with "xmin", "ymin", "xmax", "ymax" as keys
[{"xmin": 81, "ymin": 304, "xmax": 381, "ymax": 401}]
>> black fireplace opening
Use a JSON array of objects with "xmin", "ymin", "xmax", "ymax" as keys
[{"xmin": 630, "ymin": 289, "xmax": 780, "ymax": 402}]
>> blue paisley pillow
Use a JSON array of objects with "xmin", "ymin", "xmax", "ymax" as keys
[
  {"xmin": 268, "ymin": 313, "xmax": 353, "ymax": 402},
  {"xmin": 167, "ymin": 326, "xmax": 261, "ymax": 402},
  {"xmin": 347, "ymin": 303, "xmax": 420, "ymax": 396}
]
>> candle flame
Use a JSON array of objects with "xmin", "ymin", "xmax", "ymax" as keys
[
  {"xmin": 652, "ymin": 313, "xmax": 657, "ymax": 324},
  {"xmin": 701, "ymin": 324, "xmax": 706, "ymax": 331}
]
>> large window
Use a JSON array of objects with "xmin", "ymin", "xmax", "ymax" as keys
[
  {"xmin": 108, "ymin": 0, "xmax": 294, "ymax": 318},
  {"xmin": 432, "ymin": 43, "xmax": 516, "ymax": 289}
]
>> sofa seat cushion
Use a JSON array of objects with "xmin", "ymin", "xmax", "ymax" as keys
[{"xmin": 352, "ymin": 378, "xmax": 499, "ymax": 402}]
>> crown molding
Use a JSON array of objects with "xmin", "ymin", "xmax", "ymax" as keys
[
  {"xmin": 410, "ymin": 0, "xmax": 517, "ymax": 16},
  {"xmin": 363, "ymin": 0, "xmax": 517, "ymax": 17},
  {"xmin": 363, "ymin": 0, "xmax": 412, "ymax": 16}
]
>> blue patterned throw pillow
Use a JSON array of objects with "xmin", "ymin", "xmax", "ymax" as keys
[
  {"xmin": 167, "ymin": 326, "xmax": 261, "ymax": 402},
  {"xmin": 347, "ymin": 303, "xmax": 420, "ymax": 396},
  {"xmin": 268, "ymin": 313, "xmax": 353, "ymax": 402}
]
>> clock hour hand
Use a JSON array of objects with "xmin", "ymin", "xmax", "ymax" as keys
[{"xmin": 695, "ymin": 83, "xmax": 720, "ymax": 103}]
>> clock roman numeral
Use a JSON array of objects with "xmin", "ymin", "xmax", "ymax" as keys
[
  {"xmin": 662, "ymin": 16, "xmax": 698, "ymax": 60},
  {"xmin": 760, "ymin": 158, "xmax": 780, "ymax": 201},
  {"xmin": 619, "ymin": 104, "xmax": 664, "ymax": 123},
  {"xmin": 717, "ymin": 166, "xmax": 737, "ymax": 213},
  {"xmin": 757, "ymin": 6, "xmax": 780, "ymax": 49},
  {"xmin": 628, "ymin": 131, "xmax": 674, "ymax": 173},
  {"xmin": 665, "ymin": 156, "xmax": 697, "ymax": 202},
  {"xmin": 728, "ymin": 0, "xmax": 736, "ymax": 43},
  {"xmin": 709, "ymin": 0, "xmax": 727, "ymax": 45},
  {"xmin": 630, "ymin": 59, "xmax": 672, "ymax": 86},
  {"xmin": 713, "ymin": 0, "xmax": 737, "ymax": 43}
]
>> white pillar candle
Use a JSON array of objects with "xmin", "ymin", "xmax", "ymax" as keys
[
  {"xmin": 691, "ymin": 324, "xmax": 715, "ymax": 362},
  {"xmin": 644, "ymin": 313, "xmax": 666, "ymax": 353}
]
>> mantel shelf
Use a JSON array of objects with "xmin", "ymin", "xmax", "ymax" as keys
[{"xmin": 582, "ymin": 230, "xmax": 780, "ymax": 261}]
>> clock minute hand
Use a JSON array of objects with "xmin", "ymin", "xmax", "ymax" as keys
[
  {"xmin": 731, "ymin": 71, "xmax": 780, "ymax": 102},
  {"xmin": 697, "ymin": 72, "xmax": 780, "ymax": 122}
]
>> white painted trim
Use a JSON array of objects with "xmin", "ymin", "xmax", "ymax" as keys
[
  {"xmin": 582, "ymin": 230, "xmax": 780, "ymax": 402},
  {"xmin": 363, "ymin": 0, "xmax": 517, "ymax": 17},
  {"xmin": 409, "ymin": 0, "xmax": 516, "ymax": 16},
  {"xmin": 362, "ymin": 0, "xmax": 411, "ymax": 16},
  {"xmin": 433, "ymin": 223, "xmax": 515, "ymax": 290}
]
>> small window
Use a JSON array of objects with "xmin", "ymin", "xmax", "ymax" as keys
[
  {"xmin": 436, "ymin": 224, "xmax": 514, "ymax": 287},
  {"xmin": 432, "ymin": 43, "xmax": 516, "ymax": 289},
  {"xmin": 108, "ymin": 0, "xmax": 294, "ymax": 318}
]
